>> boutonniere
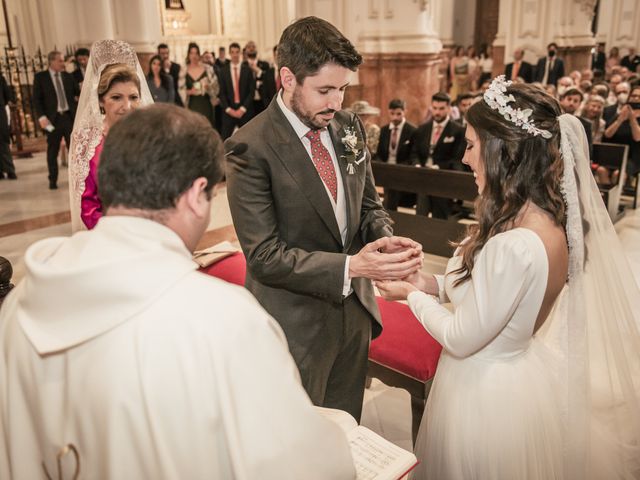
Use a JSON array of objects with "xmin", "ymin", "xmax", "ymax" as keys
[{"xmin": 340, "ymin": 125, "xmax": 365, "ymax": 174}]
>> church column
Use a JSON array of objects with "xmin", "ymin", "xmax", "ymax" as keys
[
  {"xmin": 492, "ymin": 0, "xmax": 512, "ymax": 77},
  {"xmin": 112, "ymin": 0, "xmax": 163, "ymax": 71},
  {"xmin": 349, "ymin": 0, "xmax": 443, "ymax": 126},
  {"xmin": 595, "ymin": 0, "xmax": 640, "ymax": 54},
  {"xmin": 552, "ymin": 0, "xmax": 596, "ymax": 72}
]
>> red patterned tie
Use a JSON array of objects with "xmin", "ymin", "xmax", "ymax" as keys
[{"xmin": 305, "ymin": 129, "xmax": 338, "ymax": 202}]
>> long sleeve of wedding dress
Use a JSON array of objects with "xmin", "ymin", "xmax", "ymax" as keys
[{"xmin": 407, "ymin": 229, "xmax": 542, "ymax": 359}]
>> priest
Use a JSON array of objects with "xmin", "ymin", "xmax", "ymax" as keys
[{"xmin": 0, "ymin": 104, "xmax": 356, "ymax": 480}]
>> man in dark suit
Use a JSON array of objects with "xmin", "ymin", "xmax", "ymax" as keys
[
  {"xmin": 244, "ymin": 40, "xmax": 271, "ymax": 116},
  {"xmin": 226, "ymin": 17, "xmax": 421, "ymax": 421},
  {"xmin": 33, "ymin": 50, "xmax": 80, "ymax": 189},
  {"xmin": 72, "ymin": 48, "xmax": 90, "ymax": 87},
  {"xmin": 621, "ymin": 47, "xmax": 640, "ymax": 74},
  {"xmin": 410, "ymin": 92, "xmax": 466, "ymax": 219},
  {"xmin": 505, "ymin": 48, "xmax": 534, "ymax": 83},
  {"xmin": 157, "ymin": 43, "xmax": 183, "ymax": 107},
  {"xmin": 592, "ymin": 43, "xmax": 606, "ymax": 72},
  {"xmin": 560, "ymin": 88, "xmax": 593, "ymax": 159},
  {"xmin": 215, "ymin": 47, "xmax": 230, "ymax": 69},
  {"xmin": 0, "ymin": 73, "xmax": 16, "ymax": 180},
  {"xmin": 260, "ymin": 45, "xmax": 280, "ymax": 109},
  {"xmin": 375, "ymin": 98, "xmax": 417, "ymax": 210},
  {"xmin": 534, "ymin": 42, "xmax": 565, "ymax": 86},
  {"xmin": 218, "ymin": 42, "xmax": 256, "ymax": 139}
]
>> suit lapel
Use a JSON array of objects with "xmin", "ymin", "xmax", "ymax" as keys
[
  {"xmin": 266, "ymin": 101, "xmax": 343, "ymax": 246},
  {"xmin": 329, "ymin": 117, "xmax": 361, "ymax": 249}
]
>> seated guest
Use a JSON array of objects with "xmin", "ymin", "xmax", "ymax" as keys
[
  {"xmin": 621, "ymin": 47, "xmax": 640, "ymax": 74},
  {"xmin": 604, "ymin": 80, "xmax": 630, "ymax": 123},
  {"xmin": 375, "ymin": 98, "xmax": 417, "ymax": 210},
  {"xmin": 0, "ymin": 104, "xmax": 356, "ymax": 480},
  {"xmin": 410, "ymin": 92, "xmax": 466, "ymax": 219},
  {"xmin": 604, "ymin": 84, "xmax": 640, "ymax": 183},
  {"xmin": 559, "ymin": 87, "xmax": 593, "ymax": 158},
  {"xmin": 146, "ymin": 55, "xmax": 175, "ymax": 103},
  {"xmin": 581, "ymin": 94, "xmax": 606, "ymax": 142}
]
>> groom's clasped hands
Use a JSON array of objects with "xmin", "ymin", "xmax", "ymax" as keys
[{"xmin": 349, "ymin": 236, "xmax": 423, "ymax": 286}]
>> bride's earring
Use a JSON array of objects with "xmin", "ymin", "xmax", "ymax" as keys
[{"xmin": 99, "ymin": 106, "xmax": 105, "ymax": 115}]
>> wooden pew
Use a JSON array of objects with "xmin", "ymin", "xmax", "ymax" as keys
[
  {"xmin": 369, "ymin": 163, "xmax": 478, "ymax": 443},
  {"xmin": 592, "ymin": 142, "xmax": 628, "ymax": 221}
]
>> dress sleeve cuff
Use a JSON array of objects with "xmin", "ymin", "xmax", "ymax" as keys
[{"xmin": 434, "ymin": 274, "xmax": 448, "ymax": 303}]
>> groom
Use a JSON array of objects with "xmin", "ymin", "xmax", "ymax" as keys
[{"xmin": 226, "ymin": 16, "xmax": 421, "ymax": 421}]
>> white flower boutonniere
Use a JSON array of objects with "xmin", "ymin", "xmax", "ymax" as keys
[{"xmin": 340, "ymin": 126, "xmax": 366, "ymax": 174}]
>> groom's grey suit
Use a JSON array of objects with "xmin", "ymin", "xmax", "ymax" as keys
[{"xmin": 226, "ymin": 96, "xmax": 393, "ymax": 420}]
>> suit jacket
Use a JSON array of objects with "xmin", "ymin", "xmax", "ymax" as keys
[
  {"xmin": 592, "ymin": 51, "xmax": 606, "ymax": 72},
  {"xmin": 260, "ymin": 67, "xmax": 279, "ymax": 109},
  {"xmin": 218, "ymin": 62, "xmax": 255, "ymax": 112},
  {"xmin": 168, "ymin": 61, "xmax": 183, "ymax": 106},
  {"xmin": 226, "ymin": 98, "xmax": 393, "ymax": 361},
  {"xmin": 409, "ymin": 119, "xmax": 466, "ymax": 169},
  {"xmin": 375, "ymin": 121, "xmax": 417, "ymax": 164},
  {"xmin": 72, "ymin": 68, "xmax": 84, "ymax": 85},
  {"xmin": 0, "ymin": 74, "xmax": 14, "ymax": 143},
  {"xmin": 504, "ymin": 61, "xmax": 534, "ymax": 83},
  {"xmin": 32, "ymin": 70, "xmax": 79, "ymax": 122},
  {"xmin": 534, "ymin": 57, "xmax": 565, "ymax": 86}
]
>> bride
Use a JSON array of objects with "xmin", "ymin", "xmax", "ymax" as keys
[
  {"xmin": 377, "ymin": 77, "xmax": 640, "ymax": 479},
  {"xmin": 68, "ymin": 40, "xmax": 153, "ymax": 232}
]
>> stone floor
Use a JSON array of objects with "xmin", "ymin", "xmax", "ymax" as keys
[{"xmin": 2, "ymin": 151, "xmax": 640, "ymax": 452}]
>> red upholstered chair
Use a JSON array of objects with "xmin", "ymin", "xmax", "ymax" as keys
[
  {"xmin": 368, "ymin": 297, "xmax": 443, "ymax": 445},
  {"xmin": 200, "ymin": 252, "xmax": 247, "ymax": 286},
  {"xmin": 201, "ymin": 250, "xmax": 444, "ymax": 445}
]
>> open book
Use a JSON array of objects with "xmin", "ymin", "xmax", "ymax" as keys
[{"xmin": 316, "ymin": 407, "xmax": 418, "ymax": 480}]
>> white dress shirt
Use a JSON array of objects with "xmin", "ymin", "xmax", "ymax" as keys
[
  {"xmin": 387, "ymin": 119, "xmax": 406, "ymax": 164},
  {"xmin": 276, "ymin": 92, "xmax": 352, "ymax": 295}
]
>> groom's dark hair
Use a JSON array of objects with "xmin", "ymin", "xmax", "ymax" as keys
[{"xmin": 276, "ymin": 16, "xmax": 362, "ymax": 84}]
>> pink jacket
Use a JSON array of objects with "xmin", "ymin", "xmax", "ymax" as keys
[{"xmin": 80, "ymin": 137, "xmax": 105, "ymax": 230}]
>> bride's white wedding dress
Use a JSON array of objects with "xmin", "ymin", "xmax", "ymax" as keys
[
  {"xmin": 406, "ymin": 114, "xmax": 640, "ymax": 480},
  {"xmin": 408, "ymin": 228, "xmax": 564, "ymax": 480}
]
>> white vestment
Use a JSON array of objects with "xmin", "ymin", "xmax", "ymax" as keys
[{"xmin": 0, "ymin": 216, "xmax": 356, "ymax": 480}]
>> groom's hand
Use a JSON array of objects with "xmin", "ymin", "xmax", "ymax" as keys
[
  {"xmin": 377, "ymin": 236, "xmax": 422, "ymax": 255},
  {"xmin": 349, "ymin": 237, "xmax": 422, "ymax": 281}
]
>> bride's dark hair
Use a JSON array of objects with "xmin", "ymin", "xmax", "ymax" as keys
[{"xmin": 452, "ymin": 83, "xmax": 566, "ymax": 285}]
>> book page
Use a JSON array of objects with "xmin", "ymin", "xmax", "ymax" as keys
[
  {"xmin": 314, "ymin": 406, "xmax": 358, "ymax": 434},
  {"xmin": 348, "ymin": 426, "xmax": 417, "ymax": 480}
]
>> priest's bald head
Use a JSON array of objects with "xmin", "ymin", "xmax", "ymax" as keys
[{"xmin": 99, "ymin": 104, "xmax": 224, "ymax": 251}]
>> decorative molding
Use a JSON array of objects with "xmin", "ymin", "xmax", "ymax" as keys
[
  {"xmin": 384, "ymin": 0, "xmax": 393, "ymax": 19},
  {"xmin": 369, "ymin": 0, "xmax": 379, "ymax": 19},
  {"xmin": 518, "ymin": 0, "xmax": 542, "ymax": 39},
  {"xmin": 413, "ymin": 0, "xmax": 428, "ymax": 12},
  {"xmin": 576, "ymin": 0, "xmax": 597, "ymax": 15}
]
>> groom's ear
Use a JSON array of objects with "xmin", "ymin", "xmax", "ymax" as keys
[{"xmin": 280, "ymin": 66, "xmax": 297, "ymax": 91}]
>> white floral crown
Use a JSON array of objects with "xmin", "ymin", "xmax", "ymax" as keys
[{"xmin": 483, "ymin": 75, "xmax": 552, "ymax": 139}]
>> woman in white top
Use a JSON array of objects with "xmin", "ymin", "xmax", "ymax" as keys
[{"xmin": 378, "ymin": 78, "xmax": 640, "ymax": 479}]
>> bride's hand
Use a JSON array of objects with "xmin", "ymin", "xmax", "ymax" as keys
[{"xmin": 375, "ymin": 280, "xmax": 418, "ymax": 301}]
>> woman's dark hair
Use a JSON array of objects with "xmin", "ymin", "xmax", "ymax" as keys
[
  {"xmin": 276, "ymin": 16, "xmax": 362, "ymax": 84},
  {"xmin": 452, "ymin": 83, "xmax": 566, "ymax": 285},
  {"xmin": 186, "ymin": 42, "xmax": 200, "ymax": 65},
  {"xmin": 147, "ymin": 55, "xmax": 172, "ymax": 91},
  {"xmin": 99, "ymin": 104, "xmax": 224, "ymax": 212}
]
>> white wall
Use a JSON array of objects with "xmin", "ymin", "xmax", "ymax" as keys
[{"xmin": 452, "ymin": 0, "xmax": 476, "ymax": 48}]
